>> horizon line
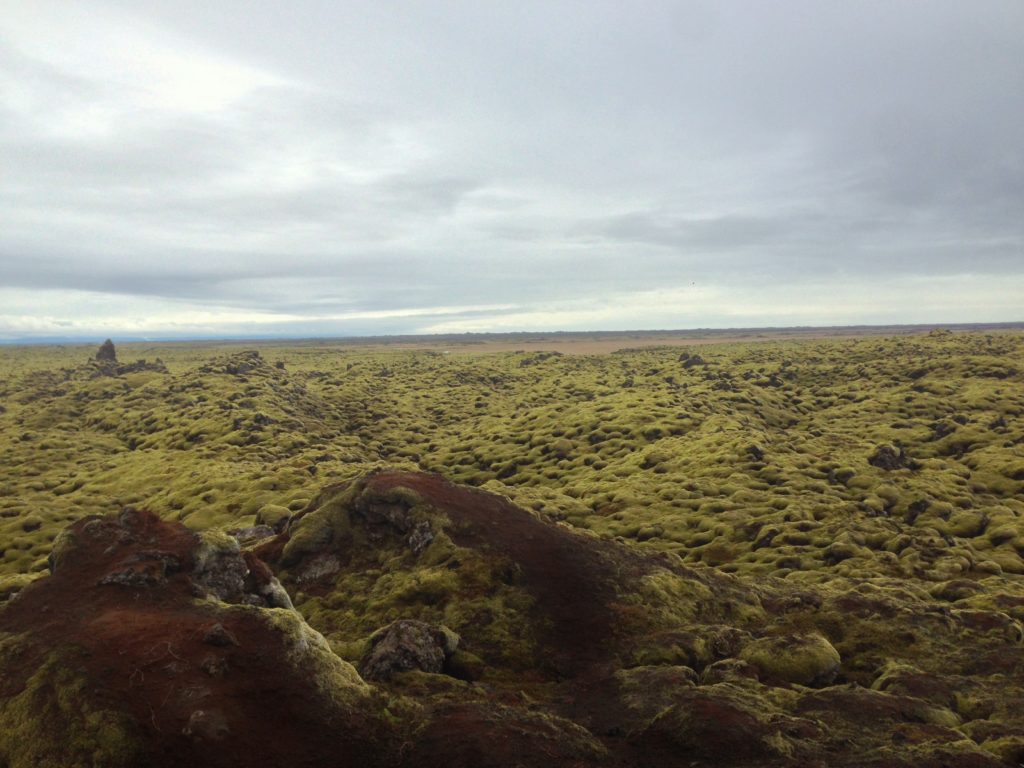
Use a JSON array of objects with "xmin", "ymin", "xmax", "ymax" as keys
[{"xmin": 2, "ymin": 320, "xmax": 1023, "ymax": 348}]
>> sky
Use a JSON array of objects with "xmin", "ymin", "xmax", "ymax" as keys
[{"xmin": 1, "ymin": 1, "xmax": 1022, "ymax": 341}]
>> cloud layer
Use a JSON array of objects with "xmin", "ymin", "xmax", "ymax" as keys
[{"xmin": 2, "ymin": 1, "xmax": 1022, "ymax": 340}]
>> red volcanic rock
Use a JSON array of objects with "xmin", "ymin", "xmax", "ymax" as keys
[{"xmin": 0, "ymin": 508, "xmax": 386, "ymax": 768}]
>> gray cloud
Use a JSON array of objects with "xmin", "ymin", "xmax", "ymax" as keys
[{"xmin": 1, "ymin": 0, "xmax": 1022, "ymax": 338}]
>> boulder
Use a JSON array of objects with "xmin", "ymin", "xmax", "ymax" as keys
[
  {"xmin": 254, "ymin": 504, "xmax": 292, "ymax": 533},
  {"xmin": 192, "ymin": 530, "xmax": 292, "ymax": 609},
  {"xmin": 358, "ymin": 619, "xmax": 460, "ymax": 681},
  {"xmin": 739, "ymin": 632, "xmax": 841, "ymax": 687},
  {"xmin": 869, "ymin": 445, "xmax": 919, "ymax": 471},
  {"xmin": 192, "ymin": 531, "xmax": 248, "ymax": 602}
]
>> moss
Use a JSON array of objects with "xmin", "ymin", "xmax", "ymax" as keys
[
  {"xmin": 3, "ymin": 333, "xmax": 1024, "ymax": 762},
  {"xmin": 980, "ymin": 735, "xmax": 1024, "ymax": 763},
  {"xmin": 0, "ymin": 573, "xmax": 42, "ymax": 601},
  {"xmin": 255, "ymin": 503, "xmax": 292, "ymax": 530},
  {"xmin": 0, "ymin": 637, "xmax": 142, "ymax": 767},
  {"xmin": 739, "ymin": 633, "xmax": 841, "ymax": 687},
  {"xmin": 45, "ymin": 527, "xmax": 80, "ymax": 573},
  {"xmin": 190, "ymin": 528, "xmax": 239, "ymax": 577},
  {"xmin": 281, "ymin": 507, "xmax": 340, "ymax": 566},
  {"xmin": 271, "ymin": 476, "xmax": 543, "ymax": 672}
]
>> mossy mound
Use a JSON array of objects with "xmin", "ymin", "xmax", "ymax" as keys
[
  {"xmin": 264, "ymin": 468, "xmax": 778, "ymax": 683},
  {"xmin": 0, "ymin": 508, "xmax": 387, "ymax": 768},
  {"xmin": 258, "ymin": 468, "xmax": 1024, "ymax": 766},
  {"xmin": 738, "ymin": 632, "xmax": 841, "ymax": 687},
  {"xmin": 263, "ymin": 468, "xmax": 618, "ymax": 677},
  {"xmin": 0, "ymin": 637, "xmax": 141, "ymax": 768}
]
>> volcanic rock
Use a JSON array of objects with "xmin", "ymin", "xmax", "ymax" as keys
[
  {"xmin": 95, "ymin": 338, "xmax": 117, "ymax": 362},
  {"xmin": 682, "ymin": 354, "xmax": 706, "ymax": 369},
  {"xmin": 191, "ymin": 530, "xmax": 292, "ymax": 609},
  {"xmin": 0, "ymin": 508, "xmax": 380, "ymax": 768},
  {"xmin": 255, "ymin": 503, "xmax": 292, "ymax": 533},
  {"xmin": 869, "ymin": 444, "xmax": 920, "ymax": 471},
  {"xmin": 359, "ymin": 619, "xmax": 460, "ymax": 681},
  {"xmin": 739, "ymin": 632, "xmax": 841, "ymax": 687}
]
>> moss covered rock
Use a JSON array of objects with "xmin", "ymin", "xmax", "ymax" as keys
[
  {"xmin": 740, "ymin": 632, "xmax": 841, "ymax": 687},
  {"xmin": 254, "ymin": 504, "xmax": 292, "ymax": 533},
  {"xmin": 358, "ymin": 619, "xmax": 460, "ymax": 681}
]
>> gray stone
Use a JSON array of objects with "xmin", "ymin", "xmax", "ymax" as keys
[
  {"xmin": 358, "ymin": 619, "xmax": 460, "ymax": 681},
  {"xmin": 407, "ymin": 521, "xmax": 434, "ymax": 555},
  {"xmin": 228, "ymin": 525, "xmax": 276, "ymax": 545}
]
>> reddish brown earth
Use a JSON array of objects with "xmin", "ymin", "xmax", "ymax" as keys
[
  {"xmin": 363, "ymin": 470, "xmax": 629, "ymax": 677},
  {"xmin": 360, "ymin": 471, "xmax": 655, "ymax": 760}
]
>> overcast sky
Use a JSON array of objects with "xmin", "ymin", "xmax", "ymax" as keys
[{"xmin": 1, "ymin": 1, "xmax": 1022, "ymax": 340}]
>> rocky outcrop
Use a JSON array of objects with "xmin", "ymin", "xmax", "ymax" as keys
[
  {"xmin": 192, "ymin": 529, "xmax": 293, "ymax": 608},
  {"xmin": 88, "ymin": 338, "xmax": 169, "ymax": 378},
  {"xmin": 95, "ymin": 338, "xmax": 117, "ymax": 362},
  {"xmin": 0, "ymin": 508, "xmax": 381, "ymax": 768},
  {"xmin": 868, "ymin": 444, "xmax": 920, "ymax": 471}
]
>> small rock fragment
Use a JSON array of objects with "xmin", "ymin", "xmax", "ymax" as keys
[
  {"xmin": 200, "ymin": 655, "xmax": 229, "ymax": 677},
  {"xmin": 203, "ymin": 623, "xmax": 239, "ymax": 647},
  {"xmin": 228, "ymin": 525, "xmax": 276, "ymax": 545},
  {"xmin": 407, "ymin": 521, "xmax": 434, "ymax": 555},
  {"xmin": 296, "ymin": 552, "xmax": 342, "ymax": 584}
]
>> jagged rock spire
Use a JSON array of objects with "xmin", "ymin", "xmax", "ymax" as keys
[{"xmin": 95, "ymin": 338, "xmax": 117, "ymax": 362}]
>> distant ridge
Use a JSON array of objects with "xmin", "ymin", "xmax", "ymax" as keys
[{"xmin": 1, "ymin": 321, "xmax": 1022, "ymax": 347}]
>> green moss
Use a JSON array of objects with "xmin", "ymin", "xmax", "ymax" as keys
[
  {"xmin": 45, "ymin": 527, "xmax": 80, "ymax": 573},
  {"xmin": 739, "ymin": 633, "xmax": 841, "ymax": 687},
  {"xmin": 0, "ymin": 637, "xmax": 142, "ymax": 767},
  {"xmin": 3, "ymin": 333, "xmax": 1024, "ymax": 762},
  {"xmin": 191, "ymin": 527, "xmax": 239, "ymax": 575},
  {"xmin": 281, "ymin": 508, "xmax": 338, "ymax": 566},
  {"xmin": 980, "ymin": 735, "xmax": 1024, "ymax": 763}
]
